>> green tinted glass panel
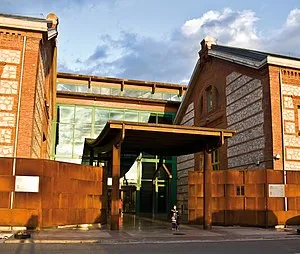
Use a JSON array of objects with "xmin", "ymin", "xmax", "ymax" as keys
[
  {"xmin": 140, "ymin": 91, "xmax": 152, "ymax": 99},
  {"xmin": 162, "ymin": 93, "xmax": 171, "ymax": 100},
  {"xmin": 75, "ymin": 107, "xmax": 92, "ymax": 123},
  {"xmin": 125, "ymin": 111, "xmax": 139, "ymax": 122},
  {"xmin": 95, "ymin": 109, "xmax": 109, "ymax": 125},
  {"xmin": 77, "ymin": 85, "xmax": 88, "ymax": 93},
  {"xmin": 73, "ymin": 142, "xmax": 85, "ymax": 156},
  {"xmin": 74, "ymin": 123, "xmax": 92, "ymax": 142},
  {"xmin": 123, "ymin": 90, "xmax": 142, "ymax": 98},
  {"xmin": 57, "ymin": 83, "xmax": 77, "ymax": 92},
  {"xmin": 57, "ymin": 123, "xmax": 73, "ymax": 144},
  {"xmin": 152, "ymin": 93, "xmax": 163, "ymax": 99},
  {"xmin": 111, "ymin": 88, "xmax": 121, "ymax": 96},
  {"xmin": 91, "ymin": 86, "xmax": 101, "ymax": 94},
  {"xmin": 94, "ymin": 125, "xmax": 105, "ymax": 138},
  {"xmin": 100, "ymin": 87, "xmax": 111, "ymax": 95},
  {"xmin": 140, "ymin": 112, "xmax": 151, "ymax": 123},
  {"xmin": 171, "ymin": 94, "xmax": 181, "ymax": 101},
  {"xmin": 56, "ymin": 143, "xmax": 72, "ymax": 156},
  {"xmin": 58, "ymin": 106, "xmax": 74, "ymax": 123},
  {"xmin": 110, "ymin": 110, "xmax": 124, "ymax": 121}
]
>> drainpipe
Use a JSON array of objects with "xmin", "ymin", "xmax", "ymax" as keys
[
  {"xmin": 10, "ymin": 36, "xmax": 27, "ymax": 209},
  {"xmin": 279, "ymin": 69, "xmax": 287, "ymax": 212}
]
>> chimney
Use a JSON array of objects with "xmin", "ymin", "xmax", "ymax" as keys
[
  {"xmin": 199, "ymin": 35, "xmax": 216, "ymax": 58},
  {"xmin": 46, "ymin": 13, "xmax": 59, "ymax": 28}
]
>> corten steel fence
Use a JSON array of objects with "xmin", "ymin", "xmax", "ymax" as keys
[
  {"xmin": 0, "ymin": 158, "xmax": 104, "ymax": 228},
  {"xmin": 188, "ymin": 170, "xmax": 300, "ymax": 227}
]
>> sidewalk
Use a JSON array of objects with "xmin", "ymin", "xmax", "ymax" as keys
[{"xmin": 2, "ymin": 214, "xmax": 300, "ymax": 244}]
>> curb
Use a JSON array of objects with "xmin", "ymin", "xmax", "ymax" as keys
[
  {"xmin": 5, "ymin": 239, "xmax": 99, "ymax": 244},
  {"xmin": 4, "ymin": 236, "xmax": 300, "ymax": 245}
]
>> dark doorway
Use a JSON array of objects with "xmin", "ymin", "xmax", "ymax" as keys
[{"xmin": 157, "ymin": 186, "xmax": 166, "ymax": 213}]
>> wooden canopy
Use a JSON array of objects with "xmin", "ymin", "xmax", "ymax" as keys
[
  {"xmin": 82, "ymin": 120, "xmax": 235, "ymax": 231},
  {"xmin": 83, "ymin": 120, "xmax": 235, "ymax": 158}
]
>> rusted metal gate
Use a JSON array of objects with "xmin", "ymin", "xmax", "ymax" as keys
[{"xmin": 189, "ymin": 169, "xmax": 300, "ymax": 226}]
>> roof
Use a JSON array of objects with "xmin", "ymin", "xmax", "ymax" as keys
[
  {"xmin": 174, "ymin": 39, "xmax": 300, "ymax": 124},
  {"xmin": 0, "ymin": 13, "xmax": 58, "ymax": 39},
  {"xmin": 83, "ymin": 120, "xmax": 234, "ymax": 156},
  {"xmin": 0, "ymin": 13, "xmax": 50, "ymax": 23},
  {"xmin": 209, "ymin": 44, "xmax": 300, "ymax": 69},
  {"xmin": 58, "ymin": 72, "xmax": 187, "ymax": 90},
  {"xmin": 82, "ymin": 120, "xmax": 234, "ymax": 175}
]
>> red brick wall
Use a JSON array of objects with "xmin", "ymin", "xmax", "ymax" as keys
[
  {"xmin": 184, "ymin": 57, "xmax": 266, "ymax": 170},
  {"xmin": 0, "ymin": 28, "xmax": 56, "ymax": 159},
  {"xmin": 0, "ymin": 33, "xmax": 24, "ymax": 157}
]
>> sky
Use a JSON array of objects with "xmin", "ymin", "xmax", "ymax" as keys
[{"xmin": 2, "ymin": 0, "xmax": 300, "ymax": 83}]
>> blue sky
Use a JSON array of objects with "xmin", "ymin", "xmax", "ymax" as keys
[{"xmin": 2, "ymin": 0, "xmax": 300, "ymax": 83}]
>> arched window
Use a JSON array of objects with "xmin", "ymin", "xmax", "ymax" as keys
[{"xmin": 206, "ymin": 86, "xmax": 213, "ymax": 112}]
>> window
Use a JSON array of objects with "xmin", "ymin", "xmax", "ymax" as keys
[
  {"xmin": 206, "ymin": 86, "xmax": 213, "ymax": 112},
  {"xmin": 236, "ymin": 185, "xmax": 245, "ymax": 196},
  {"xmin": 212, "ymin": 149, "xmax": 220, "ymax": 170}
]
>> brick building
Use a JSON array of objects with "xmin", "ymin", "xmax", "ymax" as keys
[
  {"xmin": 175, "ymin": 36, "xmax": 300, "ymax": 222},
  {"xmin": 0, "ymin": 13, "xmax": 58, "ymax": 160}
]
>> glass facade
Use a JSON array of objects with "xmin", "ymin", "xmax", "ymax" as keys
[
  {"xmin": 57, "ymin": 82, "xmax": 183, "ymax": 102},
  {"xmin": 53, "ymin": 104, "xmax": 175, "ymax": 163}
]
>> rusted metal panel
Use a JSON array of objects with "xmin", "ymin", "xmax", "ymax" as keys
[
  {"xmin": 225, "ymin": 171, "xmax": 244, "ymax": 184},
  {"xmin": 285, "ymin": 184, "xmax": 300, "ymax": 197},
  {"xmin": 287, "ymin": 171, "xmax": 300, "ymax": 184},
  {"xmin": 245, "ymin": 170, "xmax": 265, "ymax": 184},
  {"xmin": 0, "ymin": 192, "xmax": 10, "ymax": 208},
  {"xmin": 0, "ymin": 158, "xmax": 13, "ymax": 175},
  {"xmin": 245, "ymin": 184, "xmax": 265, "ymax": 197},
  {"xmin": 0, "ymin": 158, "xmax": 104, "ymax": 228},
  {"xmin": 267, "ymin": 170, "xmax": 283, "ymax": 183},
  {"xmin": 0, "ymin": 176, "xmax": 14, "ymax": 191}
]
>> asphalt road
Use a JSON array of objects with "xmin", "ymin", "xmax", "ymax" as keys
[{"xmin": 0, "ymin": 239, "xmax": 300, "ymax": 254}]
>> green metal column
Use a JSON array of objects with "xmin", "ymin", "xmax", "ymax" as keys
[
  {"xmin": 136, "ymin": 188, "xmax": 140, "ymax": 214},
  {"xmin": 136, "ymin": 155, "xmax": 142, "ymax": 214},
  {"xmin": 171, "ymin": 157, "xmax": 177, "ymax": 208}
]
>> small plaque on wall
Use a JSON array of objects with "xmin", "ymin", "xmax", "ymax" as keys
[
  {"xmin": 15, "ymin": 176, "xmax": 39, "ymax": 192},
  {"xmin": 269, "ymin": 184, "xmax": 285, "ymax": 197}
]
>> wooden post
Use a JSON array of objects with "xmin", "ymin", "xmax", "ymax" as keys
[
  {"xmin": 111, "ymin": 145, "xmax": 121, "ymax": 230},
  {"xmin": 101, "ymin": 162, "xmax": 108, "ymax": 224},
  {"xmin": 204, "ymin": 150, "xmax": 212, "ymax": 230}
]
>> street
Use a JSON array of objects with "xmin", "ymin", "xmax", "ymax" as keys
[{"xmin": 0, "ymin": 239, "xmax": 300, "ymax": 254}]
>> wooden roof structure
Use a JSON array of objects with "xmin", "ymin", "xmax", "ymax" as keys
[{"xmin": 83, "ymin": 120, "xmax": 235, "ymax": 159}]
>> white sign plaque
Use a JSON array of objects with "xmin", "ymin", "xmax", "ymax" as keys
[
  {"xmin": 269, "ymin": 184, "xmax": 285, "ymax": 197},
  {"xmin": 15, "ymin": 176, "xmax": 39, "ymax": 193}
]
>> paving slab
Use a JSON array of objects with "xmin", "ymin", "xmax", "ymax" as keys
[{"xmin": 2, "ymin": 214, "xmax": 300, "ymax": 244}]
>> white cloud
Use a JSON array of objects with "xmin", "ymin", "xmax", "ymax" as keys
[
  {"xmin": 286, "ymin": 8, "xmax": 300, "ymax": 27},
  {"xmin": 181, "ymin": 8, "xmax": 260, "ymax": 48}
]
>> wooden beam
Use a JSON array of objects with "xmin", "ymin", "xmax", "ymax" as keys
[
  {"xmin": 204, "ymin": 150, "xmax": 212, "ymax": 230},
  {"xmin": 162, "ymin": 164, "xmax": 172, "ymax": 179},
  {"xmin": 111, "ymin": 144, "xmax": 121, "ymax": 230},
  {"xmin": 109, "ymin": 122, "xmax": 234, "ymax": 137}
]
